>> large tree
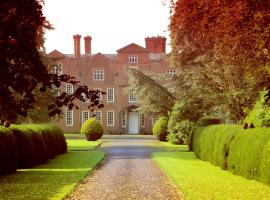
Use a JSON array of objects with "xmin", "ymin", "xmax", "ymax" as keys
[
  {"xmin": 0, "ymin": 0, "xmax": 103, "ymax": 124},
  {"xmin": 168, "ymin": 0, "xmax": 270, "ymax": 122}
]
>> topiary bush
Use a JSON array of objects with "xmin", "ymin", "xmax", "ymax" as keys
[
  {"xmin": 0, "ymin": 126, "xmax": 17, "ymax": 175},
  {"xmin": 152, "ymin": 116, "xmax": 168, "ymax": 141},
  {"xmin": 197, "ymin": 116, "xmax": 223, "ymax": 126},
  {"xmin": 81, "ymin": 118, "xmax": 103, "ymax": 141}
]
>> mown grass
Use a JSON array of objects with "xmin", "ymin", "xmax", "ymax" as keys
[
  {"xmin": 67, "ymin": 139, "xmax": 101, "ymax": 151},
  {"xmin": 153, "ymin": 144, "xmax": 270, "ymax": 200},
  {"xmin": 0, "ymin": 135, "xmax": 104, "ymax": 200}
]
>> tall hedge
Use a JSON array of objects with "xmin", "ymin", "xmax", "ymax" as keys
[
  {"xmin": 0, "ymin": 127, "xmax": 18, "ymax": 175},
  {"xmin": 0, "ymin": 123, "xmax": 67, "ymax": 174},
  {"xmin": 193, "ymin": 125, "xmax": 270, "ymax": 185}
]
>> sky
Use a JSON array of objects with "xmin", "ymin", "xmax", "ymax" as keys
[{"xmin": 43, "ymin": 0, "xmax": 171, "ymax": 54}]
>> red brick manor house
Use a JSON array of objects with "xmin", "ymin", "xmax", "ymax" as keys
[{"xmin": 48, "ymin": 35, "xmax": 175, "ymax": 134}]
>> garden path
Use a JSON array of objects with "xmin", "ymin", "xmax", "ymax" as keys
[{"xmin": 66, "ymin": 135, "xmax": 184, "ymax": 200}]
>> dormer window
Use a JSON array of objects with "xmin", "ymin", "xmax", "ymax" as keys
[
  {"xmin": 128, "ymin": 54, "xmax": 139, "ymax": 63},
  {"xmin": 93, "ymin": 70, "xmax": 104, "ymax": 81}
]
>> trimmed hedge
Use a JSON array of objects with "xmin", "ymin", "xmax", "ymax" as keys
[
  {"xmin": 193, "ymin": 125, "xmax": 270, "ymax": 185},
  {"xmin": 0, "ymin": 127, "xmax": 17, "ymax": 175},
  {"xmin": 0, "ymin": 124, "xmax": 67, "ymax": 174}
]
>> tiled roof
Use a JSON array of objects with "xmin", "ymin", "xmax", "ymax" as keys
[
  {"xmin": 47, "ymin": 49, "xmax": 65, "ymax": 59},
  {"xmin": 117, "ymin": 43, "xmax": 149, "ymax": 53}
]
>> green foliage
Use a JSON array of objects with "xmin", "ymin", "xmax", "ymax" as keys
[
  {"xmin": 0, "ymin": 126, "xmax": 17, "ymax": 175},
  {"xmin": 245, "ymin": 90, "xmax": 270, "ymax": 127},
  {"xmin": 197, "ymin": 116, "xmax": 223, "ymax": 126},
  {"xmin": 128, "ymin": 68, "xmax": 175, "ymax": 116},
  {"xmin": 193, "ymin": 125, "xmax": 270, "ymax": 185},
  {"xmin": 228, "ymin": 128, "xmax": 270, "ymax": 183},
  {"xmin": 167, "ymin": 120, "xmax": 194, "ymax": 145},
  {"xmin": 152, "ymin": 117, "xmax": 168, "ymax": 141},
  {"xmin": 80, "ymin": 118, "xmax": 103, "ymax": 141},
  {"xmin": 9, "ymin": 124, "xmax": 67, "ymax": 169}
]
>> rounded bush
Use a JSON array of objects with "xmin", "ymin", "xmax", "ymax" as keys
[
  {"xmin": 197, "ymin": 116, "xmax": 223, "ymax": 126},
  {"xmin": 152, "ymin": 116, "xmax": 168, "ymax": 141},
  {"xmin": 81, "ymin": 118, "xmax": 103, "ymax": 141}
]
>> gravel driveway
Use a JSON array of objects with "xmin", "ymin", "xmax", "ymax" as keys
[{"xmin": 66, "ymin": 135, "xmax": 184, "ymax": 200}]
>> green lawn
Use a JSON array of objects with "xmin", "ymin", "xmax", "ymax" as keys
[
  {"xmin": 0, "ymin": 135, "xmax": 104, "ymax": 200},
  {"xmin": 153, "ymin": 144, "xmax": 270, "ymax": 200},
  {"xmin": 67, "ymin": 139, "xmax": 101, "ymax": 151}
]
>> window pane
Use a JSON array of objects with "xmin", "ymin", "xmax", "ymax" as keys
[
  {"xmin": 66, "ymin": 109, "xmax": 73, "ymax": 126},
  {"xmin": 107, "ymin": 111, "xmax": 114, "ymax": 126},
  {"xmin": 95, "ymin": 111, "xmax": 102, "ymax": 124}
]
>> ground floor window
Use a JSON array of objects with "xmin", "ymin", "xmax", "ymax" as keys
[
  {"xmin": 95, "ymin": 111, "xmax": 102, "ymax": 124},
  {"xmin": 81, "ymin": 111, "xmax": 89, "ymax": 125},
  {"xmin": 107, "ymin": 111, "xmax": 115, "ymax": 126},
  {"xmin": 66, "ymin": 109, "xmax": 73, "ymax": 126}
]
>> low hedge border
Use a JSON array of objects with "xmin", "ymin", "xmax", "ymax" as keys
[
  {"xmin": 0, "ymin": 124, "xmax": 67, "ymax": 175},
  {"xmin": 193, "ymin": 124, "xmax": 270, "ymax": 185}
]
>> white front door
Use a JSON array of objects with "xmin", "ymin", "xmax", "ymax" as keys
[{"xmin": 128, "ymin": 112, "xmax": 139, "ymax": 134}]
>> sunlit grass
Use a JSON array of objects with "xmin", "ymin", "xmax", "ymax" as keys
[
  {"xmin": 67, "ymin": 139, "xmax": 101, "ymax": 151},
  {"xmin": 153, "ymin": 145, "xmax": 270, "ymax": 200},
  {"xmin": 0, "ymin": 134, "xmax": 104, "ymax": 200}
]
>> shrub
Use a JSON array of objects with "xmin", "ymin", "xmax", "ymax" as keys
[
  {"xmin": 167, "ymin": 120, "xmax": 195, "ymax": 145},
  {"xmin": 81, "ymin": 118, "xmax": 103, "ymax": 141},
  {"xmin": 0, "ymin": 126, "xmax": 17, "ymax": 175},
  {"xmin": 244, "ymin": 90, "xmax": 270, "ymax": 127},
  {"xmin": 152, "ymin": 116, "xmax": 168, "ymax": 141},
  {"xmin": 193, "ymin": 125, "xmax": 270, "ymax": 185},
  {"xmin": 197, "ymin": 116, "xmax": 223, "ymax": 126}
]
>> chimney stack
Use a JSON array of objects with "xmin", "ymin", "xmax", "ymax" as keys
[
  {"xmin": 145, "ymin": 36, "xmax": 166, "ymax": 53},
  {"xmin": 73, "ymin": 34, "xmax": 81, "ymax": 59},
  {"xmin": 84, "ymin": 35, "xmax": 92, "ymax": 54}
]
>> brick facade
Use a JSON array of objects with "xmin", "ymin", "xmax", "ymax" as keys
[{"xmin": 48, "ymin": 35, "xmax": 171, "ymax": 134}]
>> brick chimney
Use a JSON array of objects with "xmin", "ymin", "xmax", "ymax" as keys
[
  {"xmin": 145, "ymin": 36, "xmax": 166, "ymax": 53},
  {"xmin": 84, "ymin": 35, "xmax": 92, "ymax": 54},
  {"xmin": 73, "ymin": 34, "xmax": 81, "ymax": 59}
]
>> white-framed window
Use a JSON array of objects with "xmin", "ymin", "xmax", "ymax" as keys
[
  {"xmin": 95, "ymin": 111, "xmax": 102, "ymax": 124},
  {"xmin": 167, "ymin": 69, "xmax": 176, "ymax": 75},
  {"xmin": 93, "ymin": 70, "xmax": 104, "ymax": 81},
  {"xmin": 141, "ymin": 114, "xmax": 145, "ymax": 127},
  {"xmin": 94, "ymin": 88, "xmax": 103, "ymax": 101},
  {"xmin": 51, "ymin": 64, "xmax": 63, "ymax": 76},
  {"xmin": 121, "ymin": 112, "xmax": 126, "ymax": 127},
  {"xmin": 152, "ymin": 115, "xmax": 159, "ymax": 126},
  {"xmin": 128, "ymin": 54, "xmax": 139, "ymax": 63},
  {"xmin": 66, "ymin": 83, "xmax": 73, "ymax": 95},
  {"xmin": 107, "ymin": 111, "xmax": 115, "ymax": 126},
  {"xmin": 66, "ymin": 109, "xmax": 73, "ymax": 126},
  {"xmin": 129, "ymin": 89, "xmax": 138, "ymax": 102},
  {"xmin": 107, "ymin": 88, "xmax": 115, "ymax": 102},
  {"xmin": 81, "ymin": 111, "xmax": 89, "ymax": 125}
]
